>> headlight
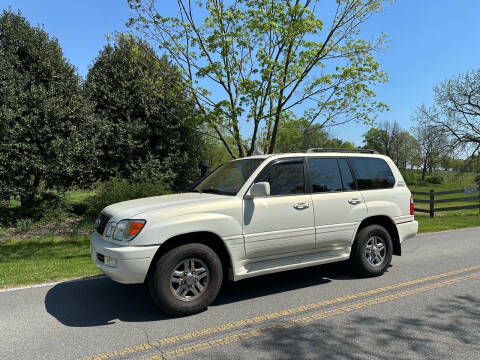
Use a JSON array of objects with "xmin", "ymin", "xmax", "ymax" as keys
[
  {"xmin": 105, "ymin": 221, "xmax": 116, "ymax": 237},
  {"xmin": 112, "ymin": 219, "xmax": 146, "ymax": 241}
]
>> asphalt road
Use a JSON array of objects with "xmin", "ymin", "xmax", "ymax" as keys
[{"xmin": 1, "ymin": 227, "xmax": 479, "ymax": 360}]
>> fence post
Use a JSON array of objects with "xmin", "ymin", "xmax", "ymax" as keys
[{"xmin": 429, "ymin": 189, "xmax": 435, "ymax": 218}]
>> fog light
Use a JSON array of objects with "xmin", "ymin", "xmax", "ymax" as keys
[{"xmin": 104, "ymin": 256, "xmax": 118, "ymax": 267}]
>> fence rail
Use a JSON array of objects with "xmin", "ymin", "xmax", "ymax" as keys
[{"xmin": 412, "ymin": 187, "xmax": 480, "ymax": 217}]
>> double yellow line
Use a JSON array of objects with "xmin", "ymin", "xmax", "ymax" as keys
[{"xmin": 78, "ymin": 265, "xmax": 480, "ymax": 360}]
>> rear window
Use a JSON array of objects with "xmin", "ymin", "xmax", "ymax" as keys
[{"xmin": 349, "ymin": 157, "xmax": 395, "ymax": 190}]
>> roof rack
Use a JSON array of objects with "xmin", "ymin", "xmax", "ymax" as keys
[{"xmin": 306, "ymin": 148, "xmax": 380, "ymax": 154}]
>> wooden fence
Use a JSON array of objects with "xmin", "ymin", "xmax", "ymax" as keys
[{"xmin": 412, "ymin": 187, "xmax": 480, "ymax": 217}]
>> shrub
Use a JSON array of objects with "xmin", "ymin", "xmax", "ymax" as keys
[
  {"xmin": 400, "ymin": 171, "xmax": 419, "ymax": 186},
  {"xmin": 19, "ymin": 191, "xmax": 69, "ymax": 222},
  {"xmin": 425, "ymin": 175, "xmax": 443, "ymax": 184},
  {"xmin": 475, "ymin": 175, "xmax": 480, "ymax": 189},
  {"xmin": 16, "ymin": 218, "xmax": 33, "ymax": 234},
  {"xmin": 86, "ymin": 178, "xmax": 170, "ymax": 217},
  {"xmin": 70, "ymin": 202, "xmax": 89, "ymax": 216}
]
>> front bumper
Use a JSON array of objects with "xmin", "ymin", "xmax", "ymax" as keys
[
  {"xmin": 397, "ymin": 220, "xmax": 419, "ymax": 244},
  {"xmin": 90, "ymin": 232, "xmax": 159, "ymax": 284}
]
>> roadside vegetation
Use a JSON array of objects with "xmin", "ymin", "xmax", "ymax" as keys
[
  {"xmin": 0, "ymin": 235, "xmax": 98, "ymax": 288},
  {"xmin": 409, "ymin": 172, "xmax": 480, "ymax": 233},
  {"xmin": 1, "ymin": 6, "xmax": 480, "ymax": 288},
  {"xmin": 1, "ymin": 170, "xmax": 478, "ymax": 289}
]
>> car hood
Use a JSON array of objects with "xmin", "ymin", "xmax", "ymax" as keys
[{"xmin": 102, "ymin": 192, "xmax": 230, "ymax": 219}]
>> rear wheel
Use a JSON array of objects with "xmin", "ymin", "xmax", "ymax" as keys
[
  {"xmin": 148, "ymin": 243, "xmax": 223, "ymax": 316},
  {"xmin": 350, "ymin": 224, "xmax": 393, "ymax": 277}
]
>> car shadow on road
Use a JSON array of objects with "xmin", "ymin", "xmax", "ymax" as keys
[
  {"xmin": 213, "ymin": 261, "xmax": 355, "ymax": 306},
  {"xmin": 44, "ymin": 261, "xmax": 356, "ymax": 327},
  {"xmin": 44, "ymin": 277, "xmax": 168, "ymax": 327}
]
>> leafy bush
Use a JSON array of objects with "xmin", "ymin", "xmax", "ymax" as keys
[
  {"xmin": 86, "ymin": 178, "xmax": 170, "ymax": 217},
  {"xmin": 425, "ymin": 175, "xmax": 443, "ymax": 184},
  {"xmin": 16, "ymin": 218, "xmax": 33, "ymax": 234},
  {"xmin": 400, "ymin": 171, "xmax": 420, "ymax": 186},
  {"xmin": 70, "ymin": 202, "xmax": 89, "ymax": 216},
  {"xmin": 475, "ymin": 175, "xmax": 480, "ymax": 188},
  {"xmin": 17, "ymin": 191, "xmax": 70, "ymax": 222}
]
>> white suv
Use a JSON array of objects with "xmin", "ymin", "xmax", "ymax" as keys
[{"xmin": 91, "ymin": 149, "xmax": 418, "ymax": 316}]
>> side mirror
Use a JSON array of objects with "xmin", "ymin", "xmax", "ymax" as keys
[{"xmin": 247, "ymin": 182, "xmax": 270, "ymax": 198}]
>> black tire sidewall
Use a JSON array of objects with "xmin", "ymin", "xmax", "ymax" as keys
[
  {"xmin": 149, "ymin": 243, "xmax": 223, "ymax": 316},
  {"xmin": 352, "ymin": 224, "xmax": 393, "ymax": 277}
]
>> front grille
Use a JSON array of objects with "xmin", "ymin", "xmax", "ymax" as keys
[
  {"xmin": 95, "ymin": 212, "xmax": 111, "ymax": 235},
  {"xmin": 97, "ymin": 253, "xmax": 105, "ymax": 263}
]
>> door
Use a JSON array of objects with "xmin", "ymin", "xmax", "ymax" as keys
[
  {"xmin": 243, "ymin": 159, "xmax": 315, "ymax": 258},
  {"xmin": 308, "ymin": 158, "xmax": 367, "ymax": 251},
  {"xmin": 348, "ymin": 156, "xmax": 401, "ymax": 218}
]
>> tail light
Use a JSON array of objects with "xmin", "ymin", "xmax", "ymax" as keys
[{"xmin": 410, "ymin": 196, "xmax": 414, "ymax": 215}]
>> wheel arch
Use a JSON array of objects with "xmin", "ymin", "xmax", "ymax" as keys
[
  {"xmin": 145, "ymin": 231, "xmax": 233, "ymax": 282},
  {"xmin": 355, "ymin": 216, "xmax": 401, "ymax": 256}
]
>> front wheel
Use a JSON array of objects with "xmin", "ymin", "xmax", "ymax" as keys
[
  {"xmin": 350, "ymin": 224, "xmax": 393, "ymax": 277},
  {"xmin": 148, "ymin": 243, "xmax": 223, "ymax": 316}
]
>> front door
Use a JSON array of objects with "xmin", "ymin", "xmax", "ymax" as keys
[
  {"xmin": 243, "ymin": 159, "xmax": 315, "ymax": 258},
  {"xmin": 308, "ymin": 157, "xmax": 367, "ymax": 251}
]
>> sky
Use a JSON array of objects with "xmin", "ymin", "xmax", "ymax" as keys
[{"xmin": 2, "ymin": 0, "xmax": 480, "ymax": 146}]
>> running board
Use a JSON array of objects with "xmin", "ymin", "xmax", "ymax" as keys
[{"xmin": 232, "ymin": 250, "xmax": 350, "ymax": 281}]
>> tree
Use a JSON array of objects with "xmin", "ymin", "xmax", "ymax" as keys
[
  {"xmin": 433, "ymin": 69, "xmax": 480, "ymax": 157},
  {"xmin": 395, "ymin": 131, "xmax": 420, "ymax": 170},
  {"xmin": 128, "ymin": 0, "xmax": 388, "ymax": 158},
  {"xmin": 258, "ymin": 116, "xmax": 354, "ymax": 153},
  {"xmin": 363, "ymin": 128, "xmax": 385, "ymax": 153},
  {"xmin": 362, "ymin": 120, "xmax": 420, "ymax": 169},
  {"xmin": 362, "ymin": 120, "xmax": 400, "ymax": 157},
  {"xmin": 85, "ymin": 34, "xmax": 204, "ymax": 190},
  {"xmin": 412, "ymin": 106, "xmax": 449, "ymax": 180},
  {"xmin": 0, "ymin": 10, "xmax": 99, "ymax": 208}
]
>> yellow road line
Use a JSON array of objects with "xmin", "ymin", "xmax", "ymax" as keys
[
  {"xmin": 148, "ymin": 272, "xmax": 480, "ymax": 359},
  {"xmin": 77, "ymin": 265, "xmax": 480, "ymax": 360}
]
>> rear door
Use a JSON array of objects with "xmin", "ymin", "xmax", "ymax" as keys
[
  {"xmin": 348, "ymin": 157, "xmax": 402, "ymax": 218},
  {"xmin": 243, "ymin": 158, "xmax": 315, "ymax": 258},
  {"xmin": 308, "ymin": 157, "xmax": 367, "ymax": 251}
]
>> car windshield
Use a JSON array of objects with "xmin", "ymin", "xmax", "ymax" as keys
[{"xmin": 193, "ymin": 158, "xmax": 265, "ymax": 196}]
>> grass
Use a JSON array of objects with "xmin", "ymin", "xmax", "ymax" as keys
[
  {"xmin": 416, "ymin": 214, "xmax": 480, "ymax": 233},
  {"xmin": 408, "ymin": 170, "xmax": 480, "ymax": 232},
  {"xmin": 0, "ymin": 171, "xmax": 478, "ymax": 289},
  {"xmin": 65, "ymin": 189, "xmax": 94, "ymax": 205},
  {"xmin": 0, "ymin": 235, "xmax": 99, "ymax": 289}
]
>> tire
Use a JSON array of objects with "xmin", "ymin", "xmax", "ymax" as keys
[
  {"xmin": 350, "ymin": 224, "xmax": 393, "ymax": 277},
  {"xmin": 148, "ymin": 243, "xmax": 223, "ymax": 316}
]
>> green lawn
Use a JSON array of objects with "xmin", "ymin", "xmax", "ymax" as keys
[
  {"xmin": 0, "ymin": 171, "xmax": 478, "ymax": 289},
  {"xmin": 0, "ymin": 235, "xmax": 99, "ymax": 289},
  {"xmin": 416, "ymin": 214, "xmax": 480, "ymax": 233},
  {"xmin": 65, "ymin": 189, "xmax": 94, "ymax": 205},
  {"xmin": 408, "ymin": 170, "xmax": 480, "ymax": 233}
]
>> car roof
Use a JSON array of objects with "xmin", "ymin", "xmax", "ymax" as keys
[{"xmin": 237, "ymin": 152, "xmax": 387, "ymax": 161}]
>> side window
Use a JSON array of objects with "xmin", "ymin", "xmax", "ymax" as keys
[
  {"xmin": 337, "ymin": 158, "xmax": 357, "ymax": 190},
  {"xmin": 349, "ymin": 157, "xmax": 395, "ymax": 190},
  {"xmin": 308, "ymin": 158, "xmax": 343, "ymax": 193},
  {"xmin": 259, "ymin": 162, "xmax": 305, "ymax": 195}
]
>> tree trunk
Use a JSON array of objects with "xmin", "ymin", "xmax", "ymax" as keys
[{"xmin": 20, "ymin": 175, "xmax": 40, "ymax": 209}]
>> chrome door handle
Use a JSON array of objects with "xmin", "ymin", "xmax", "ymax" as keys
[
  {"xmin": 294, "ymin": 202, "xmax": 310, "ymax": 210},
  {"xmin": 348, "ymin": 198, "xmax": 361, "ymax": 205}
]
